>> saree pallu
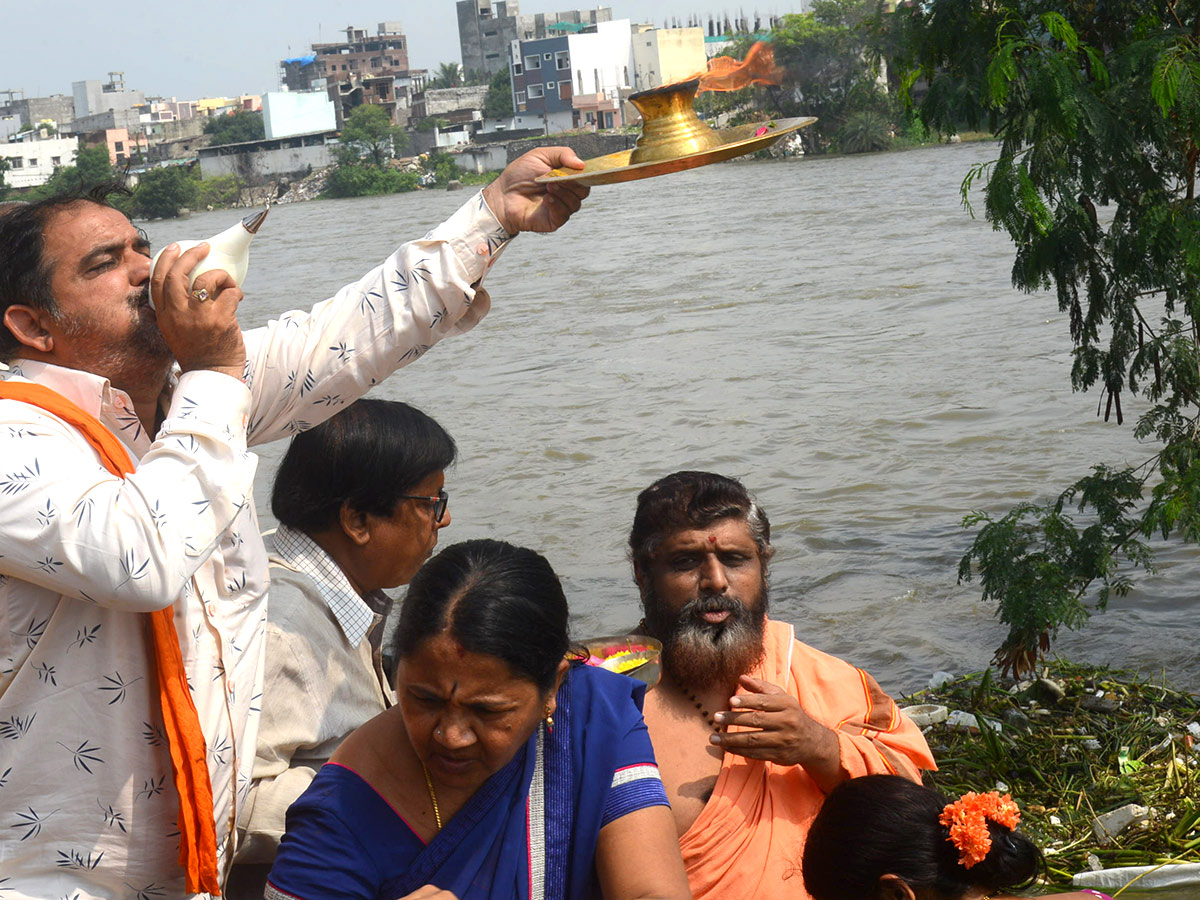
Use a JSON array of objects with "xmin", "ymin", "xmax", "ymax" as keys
[{"xmin": 265, "ymin": 664, "xmax": 666, "ymax": 900}]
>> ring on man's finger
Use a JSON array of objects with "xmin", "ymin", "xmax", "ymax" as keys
[{"xmin": 191, "ymin": 288, "xmax": 210, "ymax": 302}]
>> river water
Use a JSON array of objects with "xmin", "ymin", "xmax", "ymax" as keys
[{"xmin": 147, "ymin": 141, "xmax": 1198, "ymax": 699}]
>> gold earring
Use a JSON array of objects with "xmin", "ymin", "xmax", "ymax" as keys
[{"xmin": 544, "ymin": 706, "xmax": 554, "ymax": 730}]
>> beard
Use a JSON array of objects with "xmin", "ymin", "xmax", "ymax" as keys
[
  {"xmin": 57, "ymin": 284, "xmax": 174, "ymax": 391},
  {"xmin": 643, "ymin": 583, "xmax": 768, "ymax": 692}
]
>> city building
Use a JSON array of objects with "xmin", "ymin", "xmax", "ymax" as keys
[
  {"xmin": 312, "ymin": 23, "xmax": 411, "ymax": 85},
  {"xmin": 283, "ymin": 23, "xmax": 426, "ymax": 127},
  {"xmin": 1, "ymin": 132, "xmax": 79, "ymax": 188},
  {"xmin": 510, "ymin": 19, "xmax": 632, "ymax": 133},
  {"xmin": 73, "ymin": 74, "xmax": 145, "ymax": 121},
  {"xmin": 458, "ymin": 0, "xmax": 614, "ymax": 78},
  {"xmin": 0, "ymin": 90, "xmax": 75, "ymax": 132},
  {"xmin": 281, "ymin": 55, "xmax": 323, "ymax": 92},
  {"xmin": 411, "ymin": 85, "xmax": 491, "ymax": 149},
  {"xmin": 81, "ymin": 127, "xmax": 148, "ymax": 165},
  {"xmin": 0, "ymin": 114, "xmax": 21, "ymax": 143},
  {"xmin": 631, "ymin": 25, "xmax": 706, "ymax": 91}
]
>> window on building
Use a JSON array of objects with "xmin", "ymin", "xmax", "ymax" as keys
[
  {"xmin": 484, "ymin": 30, "xmax": 497, "ymax": 36},
  {"xmin": 524, "ymin": 55, "xmax": 540, "ymax": 70},
  {"xmin": 51, "ymin": 156, "xmax": 61, "ymax": 165},
  {"xmin": 544, "ymin": 52, "xmax": 552, "ymax": 60},
  {"xmin": 515, "ymin": 90, "xmax": 526, "ymax": 103},
  {"xmin": 546, "ymin": 81, "xmax": 555, "ymax": 90},
  {"xmin": 27, "ymin": 158, "xmax": 36, "ymax": 167},
  {"xmin": 555, "ymin": 51, "xmax": 570, "ymax": 70},
  {"xmin": 559, "ymin": 82, "xmax": 571, "ymax": 100},
  {"xmin": 527, "ymin": 83, "xmax": 544, "ymax": 99},
  {"xmin": 8, "ymin": 157, "xmax": 22, "ymax": 168},
  {"xmin": 513, "ymin": 62, "xmax": 523, "ymax": 75},
  {"xmin": 115, "ymin": 141, "xmax": 124, "ymax": 151}
]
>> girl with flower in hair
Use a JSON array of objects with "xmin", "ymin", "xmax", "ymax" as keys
[{"xmin": 801, "ymin": 775, "xmax": 1111, "ymax": 900}]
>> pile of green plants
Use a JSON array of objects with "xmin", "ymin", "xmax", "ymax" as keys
[{"xmin": 908, "ymin": 661, "xmax": 1200, "ymax": 887}]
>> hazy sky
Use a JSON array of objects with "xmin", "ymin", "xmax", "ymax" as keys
[{"xmin": 2, "ymin": 1, "xmax": 806, "ymax": 103}]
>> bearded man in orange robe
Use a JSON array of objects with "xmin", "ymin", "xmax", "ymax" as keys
[{"xmin": 630, "ymin": 471, "xmax": 937, "ymax": 900}]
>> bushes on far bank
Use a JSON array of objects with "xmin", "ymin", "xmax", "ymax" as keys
[{"xmin": 322, "ymin": 164, "xmax": 420, "ymax": 199}]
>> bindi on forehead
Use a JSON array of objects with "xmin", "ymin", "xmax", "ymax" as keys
[{"xmin": 708, "ymin": 535, "xmax": 717, "ymax": 543}]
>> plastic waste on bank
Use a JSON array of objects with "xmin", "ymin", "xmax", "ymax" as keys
[
  {"xmin": 1073, "ymin": 862, "xmax": 1200, "ymax": 890},
  {"xmin": 149, "ymin": 208, "xmax": 269, "ymax": 296}
]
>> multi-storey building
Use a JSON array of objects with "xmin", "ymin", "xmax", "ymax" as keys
[
  {"xmin": 281, "ymin": 23, "xmax": 425, "ymax": 127},
  {"xmin": 458, "ymin": 0, "xmax": 614, "ymax": 79},
  {"xmin": 0, "ymin": 91, "xmax": 75, "ymax": 132},
  {"xmin": 510, "ymin": 19, "xmax": 632, "ymax": 133},
  {"xmin": 2, "ymin": 132, "xmax": 79, "ymax": 188},
  {"xmin": 312, "ymin": 23, "xmax": 411, "ymax": 85},
  {"xmin": 72, "ymin": 74, "xmax": 146, "ymax": 121}
]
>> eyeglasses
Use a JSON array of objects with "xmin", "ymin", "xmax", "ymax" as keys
[{"xmin": 399, "ymin": 488, "xmax": 448, "ymax": 522}]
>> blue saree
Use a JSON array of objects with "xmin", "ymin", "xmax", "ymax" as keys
[{"xmin": 264, "ymin": 665, "xmax": 667, "ymax": 900}]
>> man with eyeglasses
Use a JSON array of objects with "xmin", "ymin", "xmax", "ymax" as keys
[{"xmin": 227, "ymin": 399, "xmax": 456, "ymax": 899}]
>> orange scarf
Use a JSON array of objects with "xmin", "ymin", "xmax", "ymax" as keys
[{"xmin": 0, "ymin": 380, "xmax": 221, "ymax": 895}]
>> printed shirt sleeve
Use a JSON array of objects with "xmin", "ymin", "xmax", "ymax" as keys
[
  {"xmin": 241, "ymin": 191, "xmax": 511, "ymax": 446},
  {"xmin": 601, "ymin": 686, "xmax": 670, "ymax": 827},
  {"xmin": 0, "ymin": 370, "xmax": 254, "ymax": 610}
]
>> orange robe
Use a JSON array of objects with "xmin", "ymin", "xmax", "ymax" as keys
[{"xmin": 680, "ymin": 619, "xmax": 936, "ymax": 900}]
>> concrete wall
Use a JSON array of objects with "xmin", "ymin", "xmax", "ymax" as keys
[
  {"xmin": 506, "ymin": 130, "xmax": 635, "ymax": 163},
  {"xmin": 68, "ymin": 108, "xmax": 143, "ymax": 134},
  {"xmin": 263, "ymin": 91, "xmax": 337, "ymax": 140},
  {"xmin": 454, "ymin": 144, "xmax": 508, "ymax": 173},
  {"xmin": 198, "ymin": 141, "xmax": 332, "ymax": 181},
  {"xmin": 424, "ymin": 85, "xmax": 491, "ymax": 117}
]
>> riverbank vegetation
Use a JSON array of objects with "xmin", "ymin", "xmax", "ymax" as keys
[{"xmin": 913, "ymin": 661, "xmax": 1200, "ymax": 887}]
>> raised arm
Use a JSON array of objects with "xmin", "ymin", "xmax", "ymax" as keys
[{"xmin": 240, "ymin": 147, "xmax": 589, "ymax": 447}]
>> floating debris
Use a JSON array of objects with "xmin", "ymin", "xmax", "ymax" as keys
[{"xmin": 904, "ymin": 659, "xmax": 1200, "ymax": 886}]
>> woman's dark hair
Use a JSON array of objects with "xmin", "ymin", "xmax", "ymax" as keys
[
  {"xmin": 271, "ymin": 398, "xmax": 456, "ymax": 532},
  {"xmin": 802, "ymin": 775, "xmax": 1042, "ymax": 900},
  {"xmin": 391, "ymin": 539, "xmax": 570, "ymax": 694}
]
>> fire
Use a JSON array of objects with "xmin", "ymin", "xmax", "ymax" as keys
[{"xmin": 682, "ymin": 41, "xmax": 782, "ymax": 94}]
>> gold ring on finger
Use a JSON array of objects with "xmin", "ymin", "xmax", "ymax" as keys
[{"xmin": 191, "ymin": 288, "xmax": 210, "ymax": 302}]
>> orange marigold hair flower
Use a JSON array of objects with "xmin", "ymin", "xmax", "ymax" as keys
[{"xmin": 939, "ymin": 791, "xmax": 1022, "ymax": 869}]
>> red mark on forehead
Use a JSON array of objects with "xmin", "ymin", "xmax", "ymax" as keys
[
  {"xmin": 455, "ymin": 642, "xmax": 466, "ymax": 658},
  {"xmin": 708, "ymin": 535, "xmax": 717, "ymax": 543}
]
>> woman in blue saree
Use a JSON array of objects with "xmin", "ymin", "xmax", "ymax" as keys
[{"xmin": 265, "ymin": 539, "xmax": 690, "ymax": 900}]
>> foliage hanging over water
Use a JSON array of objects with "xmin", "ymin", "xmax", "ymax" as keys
[{"xmin": 884, "ymin": 1, "xmax": 1200, "ymax": 675}]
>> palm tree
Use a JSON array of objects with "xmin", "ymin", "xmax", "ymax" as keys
[{"xmin": 430, "ymin": 62, "xmax": 463, "ymax": 89}]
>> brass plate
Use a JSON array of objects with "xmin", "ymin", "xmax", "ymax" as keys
[{"xmin": 535, "ymin": 116, "xmax": 816, "ymax": 186}]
